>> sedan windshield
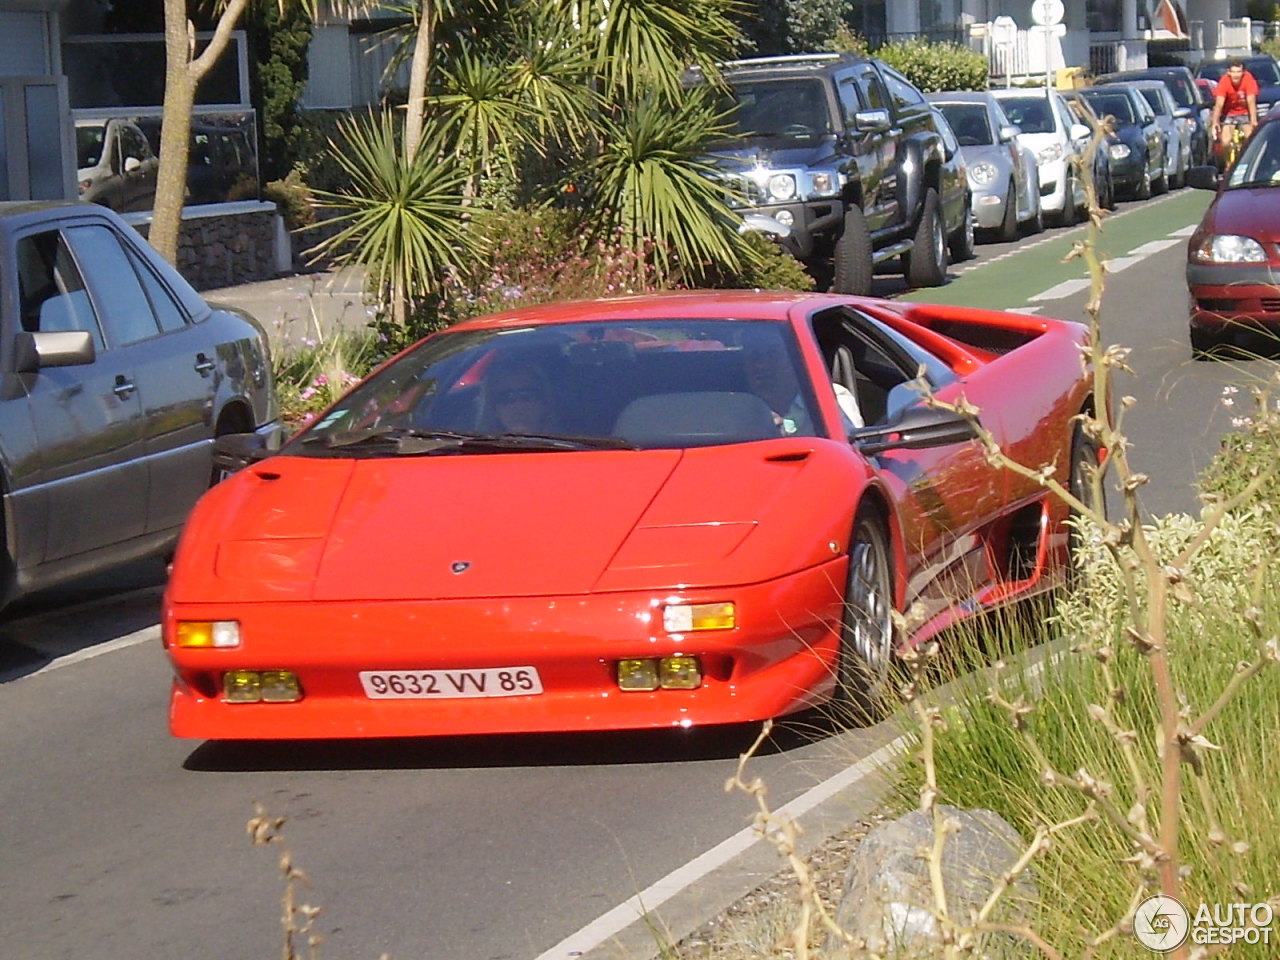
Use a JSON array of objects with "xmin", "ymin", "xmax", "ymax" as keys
[
  {"xmin": 290, "ymin": 319, "xmax": 823, "ymax": 456},
  {"xmin": 998, "ymin": 97, "xmax": 1055, "ymax": 134},
  {"xmin": 1081, "ymin": 92, "xmax": 1136, "ymax": 125},
  {"xmin": 1226, "ymin": 121, "xmax": 1280, "ymax": 188}
]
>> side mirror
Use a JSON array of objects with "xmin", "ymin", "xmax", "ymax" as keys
[
  {"xmin": 123, "ymin": 156, "xmax": 142, "ymax": 174},
  {"xmin": 1173, "ymin": 106, "xmax": 1194, "ymax": 119},
  {"xmin": 1069, "ymin": 122, "xmax": 1091, "ymax": 141},
  {"xmin": 851, "ymin": 404, "xmax": 978, "ymax": 456},
  {"xmin": 13, "ymin": 330, "xmax": 95, "ymax": 373},
  {"xmin": 998, "ymin": 123, "xmax": 1020, "ymax": 142},
  {"xmin": 853, "ymin": 108, "xmax": 892, "ymax": 134},
  {"xmin": 213, "ymin": 433, "xmax": 274, "ymax": 475},
  {"xmin": 1186, "ymin": 164, "xmax": 1221, "ymax": 190}
]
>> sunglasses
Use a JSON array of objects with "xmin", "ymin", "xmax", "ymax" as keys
[{"xmin": 496, "ymin": 387, "xmax": 546, "ymax": 405}]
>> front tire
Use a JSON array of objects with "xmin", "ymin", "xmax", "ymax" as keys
[
  {"xmin": 832, "ymin": 206, "xmax": 873, "ymax": 295},
  {"xmin": 904, "ymin": 187, "xmax": 947, "ymax": 288},
  {"xmin": 996, "ymin": 181, "xmax": 1019, "ymax": 242},
  {"xmin": 1056, "ymin": 174, "xmax": 1078, "ymax": 227},
  {"xmin": 1190, "ymin": 323, "xmax": 1226, "ymax": 360},
  {"xmin": 835, "ymin": 512, "xmax": 897, "ymax": 721}
]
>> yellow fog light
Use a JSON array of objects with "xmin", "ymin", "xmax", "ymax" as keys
[
  {"xmin": 659, "ymin": 656, "xmax": 702, "ymax": 689},
  {"xmin": 223, "ymin": 670, "xmax": 261, "ymax": 702},
  {"xmin": 662, "ymin": 602, "xmax": 735, "ymax": 633},
  {"xmin": 617, "ymin": 658, "xmax": 660, "ymax": 691},
  {"xmin": 259, "ymin": 671, "xmax": 302, "ymax": 703},
  {"xmin": 176, "ymin": 620, "xmax": 241, "ymax": 648}
]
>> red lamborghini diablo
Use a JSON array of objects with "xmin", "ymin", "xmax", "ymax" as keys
[{"xmin": 163, "ymin": 290, "xmax": 1095, "ymax": 739}]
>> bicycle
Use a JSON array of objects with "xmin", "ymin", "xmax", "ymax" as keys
[{"xmin": 1217, "ymin": 117, "xmax": 1249, "ymax": 171}]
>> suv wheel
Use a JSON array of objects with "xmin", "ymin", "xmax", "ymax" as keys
[
  {"xmin": 833, "ymin": 206, "xmax": 873, "ymax": 295},
  {"xmin": 904, "ymin": 188, "xmax": 947, "ymax": 288}
]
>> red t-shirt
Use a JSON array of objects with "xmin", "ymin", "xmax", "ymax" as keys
[{"xmin": 1215, "ymin": 71, "xmax": 1259, "ymax": 116}]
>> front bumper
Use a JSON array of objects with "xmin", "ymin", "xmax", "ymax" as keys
[
  {"xmin": 164, "ymin": 560, "xmax": 847, "ymax": 739},
  {"xmin": 1187, "ymin": 263, "xmax": 1280, "ymax": 329},
  {"xmin": 732, "ymin": 200, "xmax": 844, "ymax": 261}
]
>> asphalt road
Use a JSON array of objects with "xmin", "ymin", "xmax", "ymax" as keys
[{"xmin": 1, "ymin": 184, "xmax": 1267, "ymax": 960}]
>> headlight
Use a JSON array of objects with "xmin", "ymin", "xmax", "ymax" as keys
[
  {"xmin": 662, "ymin": 602, "xmax": 735, "ymax": 632},
  {"xmin": 1109, "ymin": 143, "xmax": 1132, "ymax": 160},
  {"xmin": 1038, "ymin": 143, "xmax": 1064, "ymax": 164},
  {"xmin": 768, "ymin": 174, "xmax": 797, "ymax": 201},
  {"xmin": 1191, "ymin": 235, "xmax": 1268, "ymax": 263},
  {"xmin": 969, "ymin": 161, "xmax": 997, "ymax": 185},
  {"xmin": 175, "ymin": 620, "xmax": 241, "ymax": 648}
]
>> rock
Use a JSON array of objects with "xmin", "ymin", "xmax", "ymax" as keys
[{"xmin": 826, "ymin": 806, "xmax": 1037, "ymax": 958}]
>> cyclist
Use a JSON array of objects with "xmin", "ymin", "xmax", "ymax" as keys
[{"xmin": 1209, "ymin": 57, "xmax": 1259, "ymax": 167}]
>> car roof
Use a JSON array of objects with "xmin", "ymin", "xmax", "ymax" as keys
[
  {"xmin": 926, "ymin": 91, "xmax": 996, "ymax": 103},
  {"xmin": 699, "ymin": 53, "xmax": 866, "ymax": 79}
]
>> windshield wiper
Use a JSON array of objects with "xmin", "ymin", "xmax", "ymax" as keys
[{"xmin": 298, "ymin": 426, "xmax": 635, "ymax": 454}]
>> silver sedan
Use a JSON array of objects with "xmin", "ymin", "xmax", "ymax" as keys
[{"xmin": 929, "ymin": 91, "xmax": 1043, "ymax": 242}]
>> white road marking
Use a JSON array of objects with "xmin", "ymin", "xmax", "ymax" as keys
[
  {"xmin": 1104, "ymin": 255, "xmax": 1142, "ymax": 274},
  {"xmin": 533, "ymin": 736, "xmax": 908, "ymax": 960},
  {"xmin": 1030, "ymin": 278, "xmax": 1091, "ymax": 301},
  {"xmin": 1128, "ymin": 238, "xmax": 1183, "ymax": 256},
  {"xmin": 18, "ymin": 624, "xmax": 159, "ymax": 681}
]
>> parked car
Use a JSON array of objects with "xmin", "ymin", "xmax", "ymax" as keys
[
  {"xmin": 1185, "ymin": 107, "xmax": 1280, "ymax": 356},
  {"xmin": 76, "ymin": 117, "xmax": 159, "ymax": 213},
  {"xmin": 926, "ymin": 106, "xmax": 977, "ymax": 262},
  {"xmin": 690, "ymin": 53, "xmax": 952, "ymax": 295},
  {"xmin": 163, "ymin": 289, "xmax": 1096, "ymax": 739},
  {"xmin": 1096, "ymin": 66, "xmax": 1211, "ymax": 166},
  {"xmin": 0, "ymin": 201, "xmax": 282, "ymax": 613},
  {"xmin": 1196, "ymin": 55, "xmax": 1280, "ymax": 120},
  {"xmin": 1072, "ymin": 85, "xmax": 1166, "ymax": 200},
  {"xmin": 1061, "ymin": 94, "xmax": 1118, "ymax": 211},
  {"xmin": 1126, "ymin": 79, "xmax": 1193, "ymax": 189},
  {"xmin": 929, "ymin": 91, "xmax": 1043, "ymax": 241},
  {"xmin": 992, "ymin": 87, "xmax": 1090, "ymax": 226}
]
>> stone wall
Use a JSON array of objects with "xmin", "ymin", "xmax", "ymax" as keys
[{"xmin": 124, "ymin": 201, "xmax": 287, "ymax": 292}]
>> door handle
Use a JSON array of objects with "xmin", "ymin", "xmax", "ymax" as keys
[
  {"xmin": 194, "ymin": 353, "xmax": 216, "ymax": 376},
  {"xmin": 113, "ymin": 375, "xmax": 136, "ymax": 400}
]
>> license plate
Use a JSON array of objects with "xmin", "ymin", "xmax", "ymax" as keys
[{"xmin": 358, "ymin": 667, "xmax": 543, "ymax": 699}]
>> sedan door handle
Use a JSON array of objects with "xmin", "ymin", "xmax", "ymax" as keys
[
  {"xmin": 194, "ymin": 353, "xmax": 216, "ymax": 376},
  {"xmin": 113, "ymin": 375, "xmax": 136, "ymax": 400}
]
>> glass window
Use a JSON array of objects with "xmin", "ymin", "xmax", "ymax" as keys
[
  {"xmin": 16, "ymin": 230, "xmax": 103, "ymax": 348},
  {"xmin": 124, "ymin": 243, "xmax": 188, "ymax": 333},
  {"xmin": 937, "ymin": 102, "xmax": 992, "ymax": 145},
  {"xmin": 881, "ymin": 65, "xmax": 924, "ymax": 110},
  {"xmin": 292, "ymin": 320, "xmax": 825, "ymax": 453},
  {"xmin": 720, "ymin": 79, "xmax": 832, "ymax": 141},
  {"xmin": 855, "ymin": 65, "xmax": 888, "ymax": 112},
  {"xmin": 999, "ymin": 96, "xmax": 1054, "ymax": 134},
  {"xmin": 838, "ymin": 78, "xmax": 863, "ymax": 123},
  {"xmin": 65, "ymin": 225, "xmax": 161, "ymax": 346}
]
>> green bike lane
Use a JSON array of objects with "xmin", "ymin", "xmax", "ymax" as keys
[{"xmin": 903, "ymin": 188, "xmax": 1214, "ymax": 312}]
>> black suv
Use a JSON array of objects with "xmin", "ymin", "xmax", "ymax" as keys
[{"xmin": 691, "ymin": 53, "xmax": 952, "ymax": 295}]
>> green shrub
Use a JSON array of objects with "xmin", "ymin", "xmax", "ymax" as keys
[
  {"xmin": 874, "ymin": 37, "xmax": 990, "ymax": 93},
  {"xmin": 262, "ymin": 168, "xmax": 315, "ymax": 231}
]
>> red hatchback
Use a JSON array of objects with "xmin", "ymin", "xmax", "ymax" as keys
[
  {"xmin": 1186, "ymin": 109, "xmax": 1280, "ymax": 356},
  {"xmin": 163, "ymin": 291, "xmax": 1095, "ymax": 741}
]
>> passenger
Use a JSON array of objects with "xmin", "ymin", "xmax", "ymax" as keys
[{"xmin": 742, "ymin": 332, "xmax": 813, "ymax": 435}]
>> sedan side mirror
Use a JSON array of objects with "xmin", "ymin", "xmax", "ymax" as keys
[
  {"xmin": 998, "ymin": 123, "xmax": 1020, "ymax": 142},
  {"xmin": 12, "ymin": 330, "xmax": 95, "ymax": 373},
  {"xmin": 851, "ymin": 404, "xmax": 978, "ymax": 456}
]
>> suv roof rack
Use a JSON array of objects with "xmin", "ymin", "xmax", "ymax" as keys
[{"xmin": 709, "ymin": 53, "xmax": 850, "ymax": 72}]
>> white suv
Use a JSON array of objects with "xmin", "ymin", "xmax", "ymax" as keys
[{"xmin": 993, "ymin": 88, "xmax": 1091, "ymax": 227}]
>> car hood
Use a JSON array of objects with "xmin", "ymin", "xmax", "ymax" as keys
[
  {"xmin": 170, "ymin": 442, "xmax": 860, "ymax": 603},
  {"xmin": 1200, "ymin": 186, "xmax": 1280, "ymax": 241},
  {"xmin": 705, "ymin": 139, "xmax": 841, "ymax": 172}
]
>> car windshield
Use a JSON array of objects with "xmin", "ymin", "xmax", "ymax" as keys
[
  {"xmin": 998, "ymin": 97, "xmax": 1054, "ymax": 134},
  {"xmin": 938, "ymin": 103, "xmax": 993, "ymax": 145},
  {"xmin": 1081, "ymin": 92, "xmax": 1136, "ymax": 125},
  {"xmin": 717, "ymin": 79, "xmax": 833, "ymax": 142},
  {"xmin": 288, "ymin": 319, "xmax": 823, "ymax": 456},
  {"xmin": 1137, "ymin": 88, "xmax": 1166, "ymax": 115},
  {"xmin": 1201, "ymin": 59, "xmax": 1280, "ymax": 85},
  {"xmin": 76, "ymin": 124, "xmax": 107, "ymax": 168},
  {"xmin": 1226, "ymin": 121, "xmax": 1280, "ymax": 187}
]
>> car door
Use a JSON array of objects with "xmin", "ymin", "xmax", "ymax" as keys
[
  {"xmin": 813, "ymin": 308, "xmax": 1003, "ymax": 621},
  {"xmin": 60, "ymin": 221, "xmax": 220, "ymax": 536},
  {"xmin": 848, "ymin": 63, "xmax": 898, "ymax": 230},
  {"xmin": 15, "ymin": 225, "xmax": 148, "ymax": 561}
]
